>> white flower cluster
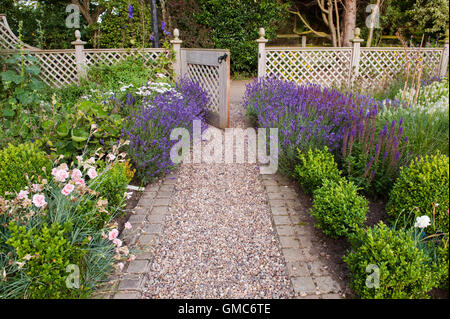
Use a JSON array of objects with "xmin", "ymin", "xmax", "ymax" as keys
[
  {"xmin": 119, "ymin": 84, "xmax": 134, "ymax": 92},
  {"xmin": 136, "ymin": 81, "xmax": 177, "ymax": 96},
  {"xmin": 395, "ymin": 79, "xmax": 449, "ymax": 114}
]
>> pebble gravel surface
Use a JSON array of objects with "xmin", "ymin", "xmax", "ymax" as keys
[{"xmin": 142, "ymin": 82, "xmax": 294, "ymax": 298}]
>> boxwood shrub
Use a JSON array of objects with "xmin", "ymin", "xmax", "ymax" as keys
[
  {"xmin": 294, "ymin": 147, "xmax": 342, "ymax": 194},
  {"xmin": 343, "ymin": 222, "xmax": 438, "ymax": 299},
  {"xmin": 386, "ymin": 152, "xmax": 449, "ymax": 235},
  {"xmin": 310, "ymin": 177, "xmax": 368, "ymax": 238}
]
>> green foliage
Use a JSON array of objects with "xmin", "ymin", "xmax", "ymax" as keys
[
  {"xmin": 0, "ymin": 50, "xmax": 46, "ymax": 145},
  {"xmin": 39, "ymin": 98, "xmax": 123, "ymax": 160},
  {"xmin": 0, "ymin": 142, "xmax": 51, "ymax": 197},
  {"xmin": 167, "ymin": 0, "xmax": 214, "ymax": 48},
  {"xmin": 380, "ymin": 0, "xmax": 448, "ymax": 39},
  {"xmin": 94, "ymin": 162, "xmax": 133, "ymax": 211},
  {"xmin": 6, "ymin": 222, "xmax": 89, "ymax": 299},
  {"xmin": 310, "ymin": 178, "xmax": 368, "ymax": 239},
  {"xmin": 94, "ymin": 0, "xmax": 153, "ymax": 48},
  {"xmin": 387, "ymin": 152, "xmax": 449, "ymax": 235},
  {"xmin": 343, "ymin": 222, "xmax": 438, "ymax": 299},
  {"xmin": 294, "ymin": 147, "xmax": 341, "ymax": 194},
  {"xmin": 197, "ymin": 0, "xmax": 288, "ymax": 75},
  {"xmin": 378, "ymin": 106, "xmax": 449, "ymax": 159}
]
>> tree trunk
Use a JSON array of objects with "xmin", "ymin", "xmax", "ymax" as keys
[{"xmin": 342, "ymin": 0, "xmax": 357, "ymax": 47}]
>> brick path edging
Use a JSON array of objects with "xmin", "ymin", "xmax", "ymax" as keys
[
  {"xmin": 261, "ymin": 173, "xmax": 344, "ymax": 299},
  {"xmin": 92, "ymin": 173, "xmax": 177, "ymax": 299}
]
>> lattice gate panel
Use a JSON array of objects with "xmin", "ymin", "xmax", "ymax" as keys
[
  {"xmin": 186, "ymin": 63, "xmax": 220, "ymax": 113},
  {"xmin": 359, "ymin": 48, "xmax": 443, "ymax": 87},
  {"xmin": 266, "ymin": 48, "xmax": 353, "ymax": 87}
]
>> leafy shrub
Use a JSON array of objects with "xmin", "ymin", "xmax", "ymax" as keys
[
  {"xmin": 386, "ymin": 152, "xmax": 449, "ymax": 235},
  {"xmin": 94, "ymin": 161, "xmax": 133, "ymax": 211},
  {"xmin": 6, "ymin": 221, "xmax": 89, "ymax": 299},
  {"xmin": 294, "ymin": 147, "xmax": 341, "ymax": 194},
  {"xmin": 343, "ymin": 222, "xmax": 438, "ymax": 299},
  {"xmin": 310, "ymin": 178, "xmax": 368, "ymax": 238},
  {"xmin": 0, "ymin": 142, "xmax": 51, "ymax": 197},
  {"xmin": 197, "ymin": 0, "xmax": 288, "ymax": 75}
]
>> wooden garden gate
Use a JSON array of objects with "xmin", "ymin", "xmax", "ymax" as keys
[{"xmin": 180, "ymin": 48, "xmax": 230, "ymax": 129}]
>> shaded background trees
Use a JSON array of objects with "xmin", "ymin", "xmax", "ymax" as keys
[{"xmin": 1, "ymin": 0, "xmax": 448, "ymax": 75}]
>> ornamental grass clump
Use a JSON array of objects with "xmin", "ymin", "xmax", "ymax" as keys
[
  {"xmin": 310, "ymin": 178, "xmax": 368, "ymax": 239},
  {"xmin": 122, "ymin": 77, "xmax": 209, "ymax": 184},
  {"xmin": 243, "ymin": 77, "xmax": 379, "ymax": 175}
]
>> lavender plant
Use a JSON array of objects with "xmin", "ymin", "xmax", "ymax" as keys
[
  {"xmin": 243, "ymin": 77, "xmax": 379, "ymax": 175},
  {"xmin": 122, "ymin": 77, "xmax": 209, "ymax": 184}
]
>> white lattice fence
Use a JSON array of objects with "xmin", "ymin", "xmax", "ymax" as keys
[
  {"xmin": 0, "ymin": 50, "xmax": 78, "ymax": 87},
  {"xmin": 84, "ymin": 48, "xmax": 169, "ymax": 75},
  {"xmin": 266, "ymin": 48, "xmax": 352, "ymax": 87},
  {"xmin": 358, "ymin": 48, "xmax": 443, "ymax": 87},
  {"xmin": 0, "ymin": 14, "xmax": 171, "ymax": 87},
  {"xmin": 258, "ymin": 27, "xmax": 449, "ymax": 88}
]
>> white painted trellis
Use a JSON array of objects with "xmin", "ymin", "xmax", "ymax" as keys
[
  {"xmin": 258, "ymin": 27, "xmax": 450, "ymax": 88},
  {"xmin": 0, "ymin": 14, "xmax": 230, "ymax": 128}
]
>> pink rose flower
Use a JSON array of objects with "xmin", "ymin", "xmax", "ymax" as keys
[
  {"xmin": 61, "ymin": 183, "xmax": 75, "ymax": 196},
  {"xmin": 87, "ymin": 168, "xmax": 98, "ymax": 179},
  {"xmin": 117, "ymin": 262, "xmax": 124, "ymax": 271},
  {"xmin": 128, "ymin": 255, "xmax": 136, "ymax": 262},
  {"xmin": 32, "ymin": 194, "xmax": 47, "ymax": 208},
  {"xmin": 124, "ymin": 222, "xmax": 132, "ymax": 230},
  {"xmin": 108, "ymin": 229, "xmax": 119, "ymax": 240},
  {"xmin": 71, "ymin": 169, "xmax": 82, "ymax": 180}
]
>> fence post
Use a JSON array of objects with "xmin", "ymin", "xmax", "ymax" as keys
[
  {"xmin": 257, "ymin": 27, "xmax": 268, "ymax": 78},
  {"xmin": 71, "ymin": 30, "xmax": 87, "ymax": 80},
  {"xmin": 171, "ymin": 28, "xmax": 183, "ymax": 79},
  {"xmin": 301, "ymin": 35, "xmax": 307, "ymax": 48},
  {"xmin": 349, "ymin": 27, "xmax": 364, "ymax": 86},
  {"xmin": 439, "ymin": 29, "xmax": 449, "ymax": 78}
]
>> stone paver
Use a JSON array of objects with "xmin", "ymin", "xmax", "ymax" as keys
[{"xmin": 262, "ymin": 171, "xmax": 344, "ymax": 299}]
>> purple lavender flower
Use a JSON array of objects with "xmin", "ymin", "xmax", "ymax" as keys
[{"xmin": 128, "ymin": 4, "xmax": 133, "ymax": 19}]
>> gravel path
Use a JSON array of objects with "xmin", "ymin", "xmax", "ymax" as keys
[{"xmin": 142, "ymin": 81, "xmax": 294, "ymax": 298}]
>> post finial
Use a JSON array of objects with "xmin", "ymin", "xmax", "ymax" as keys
[
  {"xmin": 75, "ymin": 30, "xmax": 81, "ymax": 41},
  {"xmin": 350, "ymin": 27, "xmax": 364, "ymax": 44},
  {"xmin": 259, "ymin": 27, "xmax": 266, "ymax": 39},
  {"xmin": 173, "ymin": 28, "xmax": 180, "ymax": 40}
]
